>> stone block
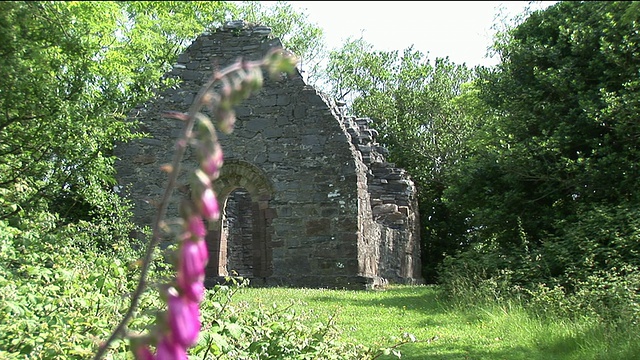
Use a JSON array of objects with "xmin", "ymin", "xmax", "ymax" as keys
[{"xmin": 305, "ymin": 218, "xmax": 331, "ymax": 236}]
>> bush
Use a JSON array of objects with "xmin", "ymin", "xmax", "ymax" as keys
[{"xmin": 0, "ymin": 218, "xmax": 166, "ymax": 358}]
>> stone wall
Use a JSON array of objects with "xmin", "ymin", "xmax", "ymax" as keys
[{"xmin": 114, "ymin": 21, "xmax": 423, "ymax": 289}]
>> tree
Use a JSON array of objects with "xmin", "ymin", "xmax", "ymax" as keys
[
  {"xmin": 443, "ymin": 1, "xmax": 640, "ymax": 288},
  {"xmin": 0, "ymin": 1, "xmax": 140, "ymax": 226},
  {"xmin": 0, "ymin": 1, "xmax": 324, "ymax": 234}
]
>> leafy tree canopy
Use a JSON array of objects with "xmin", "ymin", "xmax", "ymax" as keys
[
  {"xmin": 0, "ymin": 1, "xmax": 323, "ymax": 232},
  {"xmin": 451, "ymin": 0, "xmax": 640, "ymax": 247},
  {"xmin": 442, "ymin": 0, "xmax": 640, "ymax": 290}
]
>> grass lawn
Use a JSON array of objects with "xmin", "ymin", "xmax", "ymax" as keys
[{"xmin": 230, "ymin": 285, "xmax": 639, "ymax": 360}]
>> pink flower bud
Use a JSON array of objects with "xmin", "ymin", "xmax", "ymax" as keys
[
  {"xmin": 186, "ymin": 215, "xmax": 206, "ymax": 239},
  {"xmin": 193, "ymin": 169, "xmax": 211, "ymax": 189},
  {"xmin": 200, "ymin": 143, "xmax": 223, "ymax": 179},
  {"xmin": 162, "ymin": 111, "xmax": 189, "ymax": 122},
  {"xmin": 156, "ymin": 336, "xmax": 187, "ymax": 360},
  {"xmin": 196, "ymin": 237, "xmax": 209, "ymax": 264},
  {"xmin": 191, "ymin": 170, "xmax": 219, "ymax": 220},
  {"xmin": 134, "ymin": 345, "xmax": 155, "ymax": 360},
  {"xmin": 179, "ymin": 241, "xmax": 206, "ymax": 283},
  {"xmin": 215, "ymin": 108, "xmax": 236, "ymax": 134},
  {"xmin": 199, "ymin": 187, "xmax": 220, "ymax": 220},
  {"xmin": 167, "ymin": 290, "xmax": 201, "ymax": 347},
  {"xmin": 180, "ymin": 279, "xmax": 205, "ymax": 303}
]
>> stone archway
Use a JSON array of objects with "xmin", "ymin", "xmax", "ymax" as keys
[{"xmin": 205, "ymin": 160, "xmax": 276, "ymax": 282}]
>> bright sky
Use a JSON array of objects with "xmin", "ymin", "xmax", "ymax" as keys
[{"xmin": 284, "ymin": 1, "xmax": 557, "ymax": 67}]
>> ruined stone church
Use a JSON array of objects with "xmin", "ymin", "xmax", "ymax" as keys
[{"xmin": 115, "ymin": 21, "xmax": 423, "ymax": 289}]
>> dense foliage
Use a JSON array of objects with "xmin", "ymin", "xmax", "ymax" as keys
[
  {"xmin": 0, "ymin": 215, "xmax": 168, "ymax": 358},
  {"xmin": 441, "ymin": 0, "xmax": 640, "ymax": 313},
  {"xmin": 0, "ymin": 1, "xmax": 324, "ymax": 234},
  {"xmin": 450, "ymin": 0, "xmax": 640, "ymax": 255},
  {"xmin": 325, "ymin": 0, "xmax": 640, "ymax": 322},
  {"xmin": 0, "ymin": 216, "xmax": 396, "ymax": 359}
]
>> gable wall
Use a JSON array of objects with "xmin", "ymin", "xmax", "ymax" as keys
[{"xmin": 115, "ymin": 22, "xmax": 422, "ymax": 289}]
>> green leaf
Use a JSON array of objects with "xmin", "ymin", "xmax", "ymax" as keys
[{"xmin": 225, "ymin": 322, "xmax": 244, "ymax": 339}]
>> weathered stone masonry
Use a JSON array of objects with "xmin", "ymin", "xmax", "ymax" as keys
[{"xmin": 115, "ymin": 21, "xmax": 423, "ymax": 289}]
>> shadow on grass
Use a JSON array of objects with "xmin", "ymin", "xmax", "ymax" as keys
[
  {"xmin": 382, "ymin": 341, "xmax": 538, "ymax": 360},
  {"xmin": 308, "ymin": 285, "xmax": 448, "ymax": 316}
]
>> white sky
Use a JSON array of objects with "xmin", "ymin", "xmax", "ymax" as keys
[{"xmin": 283, "ymin": 1, "xmax": 557, "ymax": 67}]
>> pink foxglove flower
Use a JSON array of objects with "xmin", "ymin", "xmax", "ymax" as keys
[
  {"xmin": 196, "ymin": 237, "xmax": 209, "ymax": 264},
  {"xmin": 180, "ymin": 278, "xmax": 205, "ymax": 303},
  {"xmin": 167, "ymin": 289, "xmax": 201, "ymax": 348},
  {"xmin": 187, "ymin": 215, "xmax": 206, "ymax": 239},
  {"xmin": 156, "ymin": 336, "xmax": 187, "ymax": 360},
  {"xmin": 178, "ymin": 241, "xmax": 206, "ymax": 283},
  {"xmin": 133, "ymin": 345, "xmax": 154, "ymax": 360},
  {"xmin": 200, "ymin": 143, "xmax": 223, "ymax": 179},
  {"xmin": 199, "ymin": 187, "xmax": 220, "ymax": 220}
]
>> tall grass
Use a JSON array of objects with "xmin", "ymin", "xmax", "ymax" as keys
[{"xmin": 229, "ymin": 285, "xmax": 640, "ymax": 360}]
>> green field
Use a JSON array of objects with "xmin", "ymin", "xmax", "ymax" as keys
[{"xmin": 229, "ymin": 285, "xmax": 639, "ymax": 360}]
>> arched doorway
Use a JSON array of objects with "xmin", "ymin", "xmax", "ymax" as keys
[{"xmin": 205, "ymin": 160, "xmax": 275, "ymax": 282}]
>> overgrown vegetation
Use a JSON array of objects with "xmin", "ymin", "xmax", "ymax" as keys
[
  {"xmin": 325, "ymin": 0, "xmax": 640, "ymax": 334},
  {"xmin": 439, "ymin": 0, "xmax": 640, "ymax": 326},
  {"xmin": 0, "ymin": 219, "xmax": 407, "ymax": 359},
  {"xmin": 231, "ymin": 285, "xmax": 640, "ymax": 360},
  {"xmin": 1, "ymin": 0, "xmax": 639, "ymax": 358}
]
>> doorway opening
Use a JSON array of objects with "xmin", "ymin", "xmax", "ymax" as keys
[{"xmin": 204, "ymin": 160, "xmax": 275, "ymax": 281}]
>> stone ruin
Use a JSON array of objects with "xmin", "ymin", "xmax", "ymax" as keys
[{"xmin": 114, "ymin": 21, "xmax": 423, "ymax": 289}]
